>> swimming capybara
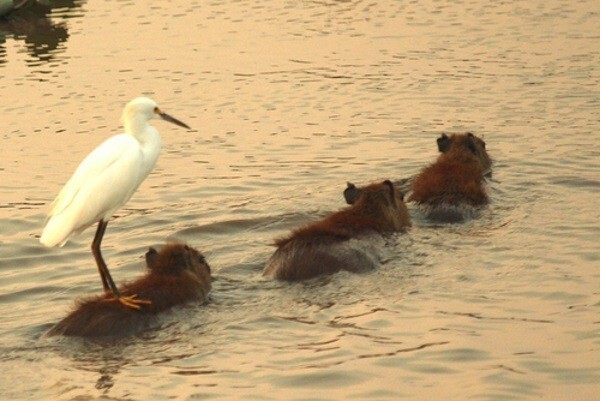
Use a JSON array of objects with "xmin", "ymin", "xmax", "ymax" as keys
[
  {"xmin": 47, "ymin": 244, "xmax": 211, "ymax": 337},
  {"xmin": 263, "ymin": 180, "xmax": 411, "ymax": 281},
  {"xmin": 407, "ymin": 132, "xmax": 492, "ymax": 221}
]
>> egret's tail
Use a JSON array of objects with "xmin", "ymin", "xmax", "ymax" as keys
[{"xmin": 40, "ymin": 214, "xmax": 74, "ymax": 247}]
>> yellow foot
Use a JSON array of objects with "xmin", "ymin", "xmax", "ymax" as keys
[{"xmin": 105, "ymin": 294, "xmax": 152, "ymax": 310}]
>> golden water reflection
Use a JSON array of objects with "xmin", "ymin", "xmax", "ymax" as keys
[{"xmin": 0, "ymin": 1, "xmax": 598, "ymax": 400}]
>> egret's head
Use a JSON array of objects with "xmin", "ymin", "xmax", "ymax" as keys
[{"xmin": 122, "ymin": 97, "xmax": 191, "ymax": 130}]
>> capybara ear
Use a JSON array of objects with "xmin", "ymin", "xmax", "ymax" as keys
[
  {"xmin": 472, "ymin": 132, "xmax": 487, "ymax": 149},
  {"xmin": 437, "ymin": 133, "xmax": 450, "ymax": 152},
  {"xmin": 343, "ymin": 182, "xmax": 362, "ymax": 205},
  {"xmin": 198, "ymin": 252, "xmax": 210, "ymax": 273},
  {"xmin": 145, "ymin": 247, "xmax": 159, "ymax": 270},
  {"xmin": 466, "ymin": 132, "xmax": 477, "ymax": 154},
  {"xmin": 383, "ymin": 180, "xmax": 396, "ymax": 203}
]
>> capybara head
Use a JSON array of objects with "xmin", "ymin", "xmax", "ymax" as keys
[
  {"xmin": 145, "ymin": 244, "xmax": 211, "ymax": 279},
  {"xmin": 437, "ymin": 132, "xmax": 492, "ymax": 174},
  {"xmin": 344, "ymin": 180, "xmax": 407, "ymax": 206},
  {"xmin": 348, "ymin": 180, "xmax": 411, "ymax": 230}
]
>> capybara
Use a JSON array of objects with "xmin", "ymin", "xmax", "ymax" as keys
[
  {"xmin": 47, "ymin": 244, "xmax": 211, "ymax": 337},
  {"xmin": 263, "ymin": 180, "xmax": 411, "ymax": 281},
  {"xmin": 407, "ymin": 132, "xmax": 492, "ymax": 221}
]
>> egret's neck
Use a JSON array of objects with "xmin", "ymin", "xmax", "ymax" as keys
[
  {"xmin": 124, "ymin": 115, "xmax": 152, "ymax": 140},
  {"xmin": 124, "ymin": 115, "xmax": 162, "ymax": 179}
]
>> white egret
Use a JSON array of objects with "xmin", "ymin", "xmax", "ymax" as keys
[{"xmin": 40, "ymin": 97, "xmax": 190, "ymax": 309}]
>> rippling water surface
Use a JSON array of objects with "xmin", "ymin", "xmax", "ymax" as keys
[{"xmin": 0, "ymin": 1, "xmax": 598, "ymax": 400}]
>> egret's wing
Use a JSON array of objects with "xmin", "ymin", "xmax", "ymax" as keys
[
  {"xmin": 41, "ymin": 134, "xmax": 144, "ymax": 247},
  {"xmin": 67, "ymin": 141, "xmax": 144, "ymax": 230},
  {"xmin": 47, "ymin": 134, "xmax": 136, "ymax": 218}
]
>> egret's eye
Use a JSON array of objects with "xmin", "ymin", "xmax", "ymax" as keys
[{"xmin": 154, "ymin": 107, "xmax": 159, "ymax": 114}]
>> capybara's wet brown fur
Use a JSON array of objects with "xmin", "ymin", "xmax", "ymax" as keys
[
  {"xmin": 47, "ymin": 244, "xmax": 211, "ymax": 337},
  {"xmin": 408, "ymin": 132, "xmax": 492, "ymax": 213},
  {"xmin": 263, "ymin": 180, "xmax": 411, "ymax": 281}
]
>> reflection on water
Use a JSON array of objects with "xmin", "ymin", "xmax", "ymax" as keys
[
  {"xmin": 0, "ymin": 0, "xmax": 598, "ymax": 400},
  {"xmin": 0, "ymin": 0, "xmax": 84, "ymax": 66}
]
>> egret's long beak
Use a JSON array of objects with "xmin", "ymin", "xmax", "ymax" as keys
[{"xmin": 157, "ymin": 109, "xmax": 191, "ymax": 129}]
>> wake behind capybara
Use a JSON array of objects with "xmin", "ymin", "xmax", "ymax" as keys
[
  {"xmin": 47, "ymin": 243, "xmax": 211, "ymax": 337},
  {"xmin": 408, "ymin": 132, "xmax": 492, "ymax": 221},
  {"xmin": 263, "ymin": 180, "xmax": 411, "ymax": 281}
]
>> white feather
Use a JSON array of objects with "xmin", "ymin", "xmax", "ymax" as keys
[{"xmin": 40, "ymin": 97, "xmax": 173, "ymax": 247}]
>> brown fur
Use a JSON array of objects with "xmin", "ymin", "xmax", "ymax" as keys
[
  {"xmin": 408, "ymin": 132, "xmax": 492, "ymax": 208},
  {"xmin": 47, "ymin": 244, "xmax": 211, "ymax": 337},
  {"xmin": 264, "ymin": 180, "xmax": 411, "ymax": 281}
]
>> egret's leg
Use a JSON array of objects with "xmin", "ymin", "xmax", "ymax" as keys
[
  {"xmin": 91, "ymin": 220, "xmax": 120, "ymax": 296},
  {"xmin": 91, "ymin": 220, "xmax": 151, "ymax": 310}
]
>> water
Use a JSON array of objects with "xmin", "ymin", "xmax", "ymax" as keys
[{"xmin": 0, "ymin": 0, "xmax": 598, "ymax": 399}]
